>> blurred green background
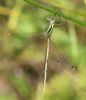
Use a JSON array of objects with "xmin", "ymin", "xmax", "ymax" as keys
[{"xmin": 0, "ymin": 0, "xmax": 86, "ymax": 100}]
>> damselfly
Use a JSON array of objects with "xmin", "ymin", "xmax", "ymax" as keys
[
  {"xmin": 42, "ymin": 15, "xmax": 77, "ymax": 94},
  {"xmin": 14, "ymin": 15, "xmax": 77, "ymax": 83}
]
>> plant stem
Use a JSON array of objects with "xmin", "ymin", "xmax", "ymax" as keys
[
  {"xmin": 61, "ymin": 12, "xmax": 86, "ymax": 26},
  {"xmin": 24, "ymin": 0, "xmax": 57, "ymax": 15},
  {"xmin": 24, "ymin": 0, "xmax": 86, "ymax": 26}
]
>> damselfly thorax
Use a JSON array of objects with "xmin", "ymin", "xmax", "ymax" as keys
[{"xmin": 44, "ymin": 15, "xmax": 64, "ymax": 38}]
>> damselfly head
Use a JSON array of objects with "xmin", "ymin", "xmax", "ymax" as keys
[
  {"xmin": 46, "ymin": 16, "xmax": 64, "ymax": 28},
  {"xmin": 47, "ymin": 16, "xmax": 56, "ymax": 25}
]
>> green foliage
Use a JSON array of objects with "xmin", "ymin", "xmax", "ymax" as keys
[
  {"xmin": 9, "ymin": 74, "xmax": 31, "ymax": 99},
  {"xmin": 0, "ymin": 0, "xmax": 86, "ymax": 100}
]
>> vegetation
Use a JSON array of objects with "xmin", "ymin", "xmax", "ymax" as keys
[{"xmin": 0, "ymin": 0, "xmax": 86, "ymax": 100}]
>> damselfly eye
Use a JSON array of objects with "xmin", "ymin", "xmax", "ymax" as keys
[
  {"xmin": 54, "ymin": 17, "xmax": 64, "ymax": 28},
  {"xmin": 47, "ymin": 16, "xmax": 55, "ymax": 23}
]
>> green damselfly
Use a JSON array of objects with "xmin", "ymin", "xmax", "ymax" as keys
[{"xmin": 42, "ymin": 15, "xmax": 77, "ymax": 94}]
